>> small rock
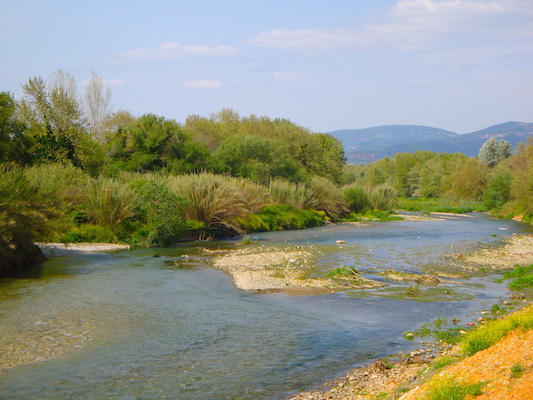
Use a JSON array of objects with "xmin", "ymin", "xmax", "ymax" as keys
[
  {"xmin": 336, "ymin": 240, "xmax": 347, "ymax": 244},
  {"xmin": 503, "ymin": 300, "xmax": 511, "ymax": 305}
]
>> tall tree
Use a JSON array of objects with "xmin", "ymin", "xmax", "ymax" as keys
[
  {"xmin": 18, "ymin": 71, "xmax": 89, "ymax": 166},
  {"xmin": 0, "ymin": 92, "xmax": 32, "ymax": 164},
  {"xmin": 478, "ymin": 137, "xmax": 512, "ymax": 167},
  {"xmin": 84, "ymin": 71, "xmax": 112, "ymax": 143}
]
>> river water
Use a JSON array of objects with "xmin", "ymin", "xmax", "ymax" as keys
[{"xmin": 1, "ymin": 213, "xmax": 532, "ymax": 399}]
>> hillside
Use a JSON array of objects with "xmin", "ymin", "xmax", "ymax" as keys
[{"xmin": 329, "ymin": 122, "xmax": 533, "ymax": 164}]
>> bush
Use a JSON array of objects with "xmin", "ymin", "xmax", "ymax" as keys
[
  {"xmin": 367, "ymin": 184, "xmax": 398, "ymax": 211},
  {"xmin": 134, "ymin": 180, "xmax": 188, "ymax": 247},
  {"xmin": 238, "ymin": 204, "xmax": 326, "ymax": 232},
  {"xmin": 344, "ymin": 186, "xmax": 370, "ymax": 212}
]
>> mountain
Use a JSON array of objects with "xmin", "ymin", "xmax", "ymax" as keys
[{"xmin": 329, "ymin": 122, "xmax": 533, "ymax": 164}]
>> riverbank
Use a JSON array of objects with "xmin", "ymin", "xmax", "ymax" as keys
[
  {"xmin": 289, "ymin": 234, "xmax": 533, "ymax": 400},
  {"xmin": 36, "ymin": 243, "xmax": 131, "ymax": 257}
]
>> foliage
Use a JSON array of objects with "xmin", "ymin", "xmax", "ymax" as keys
[
  {"xmin": 212, "ymin": 134, "xmax": 303, "ymax": 183},
  {"xmin": 478, "ymin": 137, "xmax": 512, "ymax": 167},
  {"xmin": 106, "ymin": 113, "xmax": 210, "ymax": 174},
  {"xmin": 447, "ymin": 158, "xmax": 488, "ymax": 201},
  {"xmin": 0, "ymin": 92, "xmax": 32, "ymax": 164}
]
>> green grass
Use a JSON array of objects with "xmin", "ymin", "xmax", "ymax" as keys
[
  {"xmin": 431, "ymin": 355, "xmax": 460, "ymax": 370},
  {"xmin": 510, "ymin": 362, "xmax": 525, "ymax": 379},
  {"xmin": 462, "ymin": 306, "xmax": 533, "ymax": 356},
  {"xmin": 397, "ymin": 197, "xmax": 485, "ymax": 214},
  {"xmin": 503, "ymin": 264, "xmax": 533, "ymax": 290},
  {"xmin": 326, "ymin": 266, "xmax": 358, "ymax": 278},
  {"xmin": 425, "ymin": 377, "xmax": 486, "ymax": 400}
]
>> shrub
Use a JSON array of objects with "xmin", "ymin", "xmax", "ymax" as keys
[
  {"xmin": 238, "ymin": 204, "xmax": 326, "ymax": 232},
  {"xmin": 367, "ymin": 184, "xmax": 398, "ymax": 211},
  {"xmin": 344, "ymin": 186, "xmax": 370, "ymax": 212},
  {"xmin": 135, "ymin": 180, "xmax": 188, "ymax": 247}
]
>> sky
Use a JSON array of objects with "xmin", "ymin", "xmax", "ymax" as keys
[{"xmin": 1, "ymin": 0, "xmax": 532, "ymax": 134}]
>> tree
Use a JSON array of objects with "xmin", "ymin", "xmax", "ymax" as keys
[
  {"xmin": 84, "ymin": 71, "xmax": 112, "ymax": 143},
  {"xmin": 478, "ymin": 138, "xmax": 512, "ymax": 167},
  {"xmin": 483, "ymin": 172, "xmax": 513, "ymax": 211},
  {"xmin": 212, "ymin": 134, "xmax": 302, "ymax": 183},
  {"xmin": 0, "ymin": 164, "xmax": 51, "ymax": 275},
  {"xmin": 0, "ymin": 92, "xmax": 32, "ymax": 164},
  {"xmin": 106, "ymin": 113, "xmax": 210, "ymax": 173},
  {"xmin": 447, "ymin": 158, "xmax": 488, "ymax": 201},
  {"xmin": 18, "ymin": 71, "xmax": 92, "ymax": 168}
]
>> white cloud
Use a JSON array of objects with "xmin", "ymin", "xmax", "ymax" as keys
[
  {"xmin": 184, "ymin": 79, "xmax": 224, "ymax": 89},
  {"xmin": 248, "ymin": 0, "xmax": 533, "ymax": 53},
  {"xmin": 117, "ymin": 41, "xmax": 241, "ymax": 61},
  {"xmin": 274, "ymin": 71, "xmax": 309, "ymax": 80}
]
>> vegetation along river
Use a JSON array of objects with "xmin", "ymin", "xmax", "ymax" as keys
[{"xmin": 1, "ymin": 213, "xmax": 532, "ymax": 399}]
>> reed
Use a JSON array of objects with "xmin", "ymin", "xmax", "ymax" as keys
[{"xmin": 82, "ymin": 176, "xmax": 140, "ymax": 226}]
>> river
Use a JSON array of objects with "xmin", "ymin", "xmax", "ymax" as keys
[{"xmin": 1, "ymin": 213, "xmax": 532, "ymax": 399}]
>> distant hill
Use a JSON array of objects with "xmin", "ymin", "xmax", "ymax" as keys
[{"xmin": 329, "ymin": 122, "xmax": 533, "ymax": 164}]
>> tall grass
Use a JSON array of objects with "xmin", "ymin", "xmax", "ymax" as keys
[
  {"xmin": 367, "ymin": 184, "xmax": 398, "ymax": 211},
  {"xmin": 268, "ymin": 179, "xmax": 316, "ymax": 209},
  {"xmin": 269, "ymin": 177, "xmax": 347, "ymax": 219},
  {"xmin": 168, "ymin": 173, "xmax": 269, "ymax": 238},
  {"xmin": 82, "ymin": 176, "xmax": 140, "ymax": 226}
]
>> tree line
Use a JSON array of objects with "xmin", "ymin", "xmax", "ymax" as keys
[{"xmin": 1, "ymin": 70, "xmax": 532, "ymax": 275}]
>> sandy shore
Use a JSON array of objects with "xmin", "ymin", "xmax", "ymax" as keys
[{"xmin": 36, "ymin": 242, "xmax": 131, "ymax": 257}]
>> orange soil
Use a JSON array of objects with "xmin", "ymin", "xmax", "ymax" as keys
[{"xmin": 401, "ymin": 328, "xmax": 533, "ymax": 400}]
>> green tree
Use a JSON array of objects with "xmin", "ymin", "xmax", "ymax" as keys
[
  {"xmin": 447, "ymin": 158, "xmax": 488, "ymax": 201},
  {"xmin": 107, "ymin": 113, "xmax": 210, "ymax": 173},
  {"xmin": 478, "ymin": 137, "xmax": 512, "ymax": 167},
  {"xmin": 483, "ymin": 172, "xmax": 513, "ymax": 211},
  {"xmin": 0, "ymin": 164, "xmax": 51, "ymax": 275},
  {"xmin": 17, "ymin": 71, "xmax": 98, "ymax": 171},
  {"xmin": 212, "ymin": 134, "xmax": 302, "ymax": 183},
  {"xmin": 0, "ymin": 92, "xmax": 32, "ymax": 164}
]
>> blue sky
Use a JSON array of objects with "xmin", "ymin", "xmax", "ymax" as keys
[{"xmin": 1, "ymin": 0, "xmax": 532, "ymax": 133}]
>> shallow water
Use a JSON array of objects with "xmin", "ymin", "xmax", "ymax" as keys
[{"xmin": 1, "ymin": 213, "xmax": 532, "ymax": 399}]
